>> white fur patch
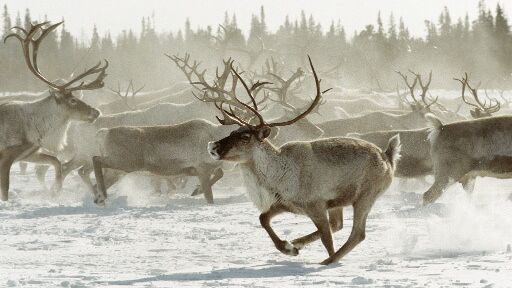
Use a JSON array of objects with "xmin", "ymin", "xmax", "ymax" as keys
[
  {"xmin": 239, "ymin": 167, "xmax": 277, "ymax": 212},
  {"xmin": 207, "ymin": 142, "xmax": 220, "ymax": 160},
  {"xmin": 427, "ymin": 127, "xmax": 439, "ymax": 145},
  {"xmin": 284, "ymin": 241, "xmax": 294, "ymax": 250}
]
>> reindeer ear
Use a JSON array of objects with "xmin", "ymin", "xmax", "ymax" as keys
[
  {"xmin": 49, "ymin": 87, "xmax": 64, "ymax": 100},
  {"xmin": 268, "ymin": 127, "xmax": 279, "ymax": 140},
  {"xmin": 257, "ymin": 127, "xmax": 272, "ymax": 141}
]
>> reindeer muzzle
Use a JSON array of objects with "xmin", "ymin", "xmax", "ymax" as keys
[
  {"xmin": 207, "ymin": 141, "xmax": 221, "ymax": 160},
  {"xmin": 88, "ymin": 108, "xmax": 101, "ymax": 122}
]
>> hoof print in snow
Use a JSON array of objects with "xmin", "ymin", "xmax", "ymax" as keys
[{"xmin": 351, "ymin": 276, "xmax": 373, "ymax": 285}]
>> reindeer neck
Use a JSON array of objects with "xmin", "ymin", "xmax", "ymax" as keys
[
  {"xmin": 24, "ymin": 94, "xmax": 70, "ymax": 150},
  {"xmin": 241, "ymin": 140, "xmax": 295, "ymax": 195}
]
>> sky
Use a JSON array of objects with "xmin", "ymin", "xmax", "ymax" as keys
[{"xmin": 2, "ymin": 0, "xmax": 509, "ymax": 42}]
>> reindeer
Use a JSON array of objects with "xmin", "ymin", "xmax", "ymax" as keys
[
  {"xmin": 455, "ymin": 73, "xmax": 501, "ymax": 119},
  {"xmin": 207, "ymin": 57, "xmax": 401, "ymax": 265},
  {"xmin": 348, "ymin": 128, "xmax": 431, "ymax": 179},
  {"xmin": 91, "ymin": 119, "xmax": 238, "ymax": 205},
  {"xmin": 36, "ymin": 55, "xmax": 247, "ymax": 202},
  {"xmin": 423, "ymin": 112, "xmax": 512, "ymax": 203},
  {"xmin": 108, "ymin": 80, "xmax": 145, "ymax": 111},
  {"xmin": 318, "ymin": 70, "xmax": 463, "ymax": 137},
  {"xmin": 97, "ymin": 82, "xmax": 192, "ymax": 114},
  {"xmin": 88, "ymin": 55, "xmax": 276, "ymax": 205},
  {"xmin": 0, "ymin": 22, "xmax": 107, "ymax": 200}
]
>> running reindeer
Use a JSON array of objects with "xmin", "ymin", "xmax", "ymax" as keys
[
  {"xmin": 318, "ymin": 70, "xmax": 439, "ymax": 137},
  {"xmin": 207, "ymin": 57, "xmax": 401, "ymax": 264},
  {"xmin": 0, "ymin": 21, "xmax": 107, "ymax": 201},
  {"xmin": 423, "ymin": 73, "xmax": 511, "ymax": 204},
  {"xmin": 91, "ymin": 55, "xmax": 271, "ymax": 205}
]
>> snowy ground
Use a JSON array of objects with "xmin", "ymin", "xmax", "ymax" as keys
[{"xmin": 1, "ymin": 165, "xmax": 511, "ymax": 287}]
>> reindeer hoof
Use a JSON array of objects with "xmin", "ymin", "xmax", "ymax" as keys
[
  {"xmin": 280, "ymin": 241, "xmax": 299, "ymax": 256},
  {"xmin": 94, "ymin": 196, "xmax": 106, "ymax": 207},
  {"xmin": 319, "ymin": 257, "xmax": 336, "ymax": 265},
  {"xmin": 422, "ymin": 192, "xmax": 436, "ymax": 205},
  {"xmin": 191, "ymin": 186, "xmax": 202, "ymax": 196},
  {"xmin": 291, "ymin": 239, "xmax": 305, "ymax": 250}
]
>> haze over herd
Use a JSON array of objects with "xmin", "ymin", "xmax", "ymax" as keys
[{"xmin": 0, "ymin": 1, "xmax": 512, "ymax": 287}]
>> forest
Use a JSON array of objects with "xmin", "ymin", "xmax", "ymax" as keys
[{"xmin": 1, "ymin": 0, "xmax": 511, "ymax": 91}]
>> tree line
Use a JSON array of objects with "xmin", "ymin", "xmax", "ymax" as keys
[{"xmin": 1, "ymin": 0, "xmax": 511, "ymax": 92}]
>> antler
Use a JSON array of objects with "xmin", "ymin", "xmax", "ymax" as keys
[
  {"xmin": 5, "ymin": 22, "xmax": 62, "ymax": 89},
  {"xmin": 230, "ymin": 37, "xmax": 275, "ymax": 69},
  {"xmin": 396, "ymin": 70, "xmax": 418, "ymax": 104},
  {"xmin": 216, "ymin": 56, "xmax": 329, "ymax": 129},
  {"xmin": 168, "ymin": 53, "xmax": 269, "ymax": 112},
  {"xmin": 483, "ymin": 90, "xmax": 501, "ymax": 114},
  {"xmin": 454, "ymin": 73, "xmax": 500, "ymax": 117},
  {"xmin": 409, "ymin": 70, "xmax": 437, "ymax": 108},
  {"xmin": 5, "ymin": 21, "xmax": 108, "ymax": 92},
  {"xmin": 109, "ymin": 80, "xmax": 145, "ymax": 110},
  {"xmin": 61, "ymin": 60, "xmax": 109, "ymax": 91}
]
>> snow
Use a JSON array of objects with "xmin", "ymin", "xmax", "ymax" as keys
[{"xmin": 1, "ymin": 165, "xmax": 511, "ymax": 287}]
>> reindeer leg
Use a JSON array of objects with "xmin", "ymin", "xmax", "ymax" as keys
[
  {"xmin": 305, "ymin": 202, "xmax": 335, "ymax": 257},
  {"xmin": 0, "ymin": 144, "xmax": 35, "ymax": 201},
  {"xmin": 34, "ymin": 165, "xmax": 50, "ymax": 190},
  {"xmin": 198, "ymin": 167, "xmax": 224, "ymax": 203},
  {"xmin": 166, "ymin": 177, "xmax": 178, "ymax": 192},
  {"xmin": 61, "ymin": 159, "xmax": 81, "ymax": 181},
  {"xmin": 423, "ymin": 177, "xmax": 450, "ymax": 205},
  {"xmin": 149, "ymin": 177, "xmax": 163, "ymax": 195},
  {"xmin": 92, "ymin": 156, "xmax": 108, "ymax": 205},
  {"xmin": 198, "ymin": 172, "xmax": 214, "ymax": 204},
  {"xmin": 320, "ymin": 200, "xmax": 371, "ymax": 265},
  {"xmin": 0, "ymin": 154, "xmax": 13, "ymax": 201},
  {"xmin": 78, "ymin": 165, "xmax": 96, "ymax": 197},
  {"xmin": 192, "ymin": 167, "xmax": 223, "ymax": 196},
  {"xmin": 259, "ymin": 204, "xmax": 299, "ymax": 256},
  {"xmin": 460, "ymin": 175, "xmax": 476, "ymax": 194},
  {"xmin": 19, "ymin": 162, "xmax": 28, "ymax": 175},
  {"xmin": 292, "ymin": 207, "xmax": 343, "ymax": 249},
  {"xmin": 24, "ymin": 152, "xmax": 62, "ymax": 194}
]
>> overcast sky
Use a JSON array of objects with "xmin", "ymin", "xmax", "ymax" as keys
[{"xmin": 2, "ymin": 0, "xmax": 509, "ymax": 41}]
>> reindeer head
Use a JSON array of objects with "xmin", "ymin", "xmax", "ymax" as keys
[
  {"xmin": 455, "ymin": 73, "xmax": 500, "ymax": 119},
  {"xmin": 4, "ymin": 21, "xmax": 107, "ymax": 122},
  {"xmin": 208, "ymin": 56, "xmax": 327, "ymax": 163},
  {"xmin": 396, "ymin": 70, "xmax": 437, "ymax": 116}
]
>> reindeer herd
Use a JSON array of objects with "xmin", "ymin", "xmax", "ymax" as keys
[{"xmin": 1, "ymin": 21, "xmax": 511, "ymax": 264}]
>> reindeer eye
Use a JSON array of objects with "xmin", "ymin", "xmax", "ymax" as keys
[
  {"xmin": 69, "ymin": 98, "xmax": 78, "ymax": 105},
  {"xmin": 240, "ymin": 134, "xmax": 251, "ymax": 142}
]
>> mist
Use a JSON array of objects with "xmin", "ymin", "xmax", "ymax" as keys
[{"xmin": 1, "ymin": 1, "xmax": 512, "ymax": 287}]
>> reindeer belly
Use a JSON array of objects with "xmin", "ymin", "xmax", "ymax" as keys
[
  {"xmin": 396, "ymin": 157, "xmax": 432, "ymax": 177},
  {"xmin": 473, "ymin": 156, "xmax": 512, "ymax": 178}
]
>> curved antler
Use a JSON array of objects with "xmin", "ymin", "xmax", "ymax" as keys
[
  {"xmin": 455, "ymin": 72, "xmax": 501, "ymax": 116},
  {"xmin": 5, "ymin": 21, "xmax": 108, "ymax": 93},
  {"xmin": 215, "ymin": 56, "xmax": 328, "ymax": 129},
  {"xmin": 396, "ymin": 70, "xmax": 418, "ymax": 104},
  {"xmin": 4, "ymin": 21, "xmax": 62, "ymax": 89}
]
